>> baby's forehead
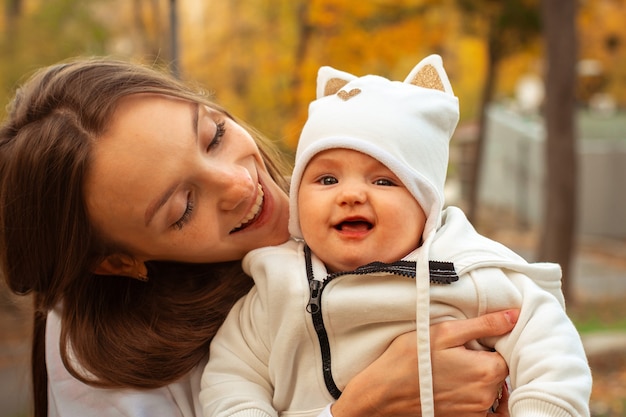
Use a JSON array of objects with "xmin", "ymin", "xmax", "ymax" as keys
[{"xmin": 304, "ymin": 148, "xmax": 401, "ymax": 177}]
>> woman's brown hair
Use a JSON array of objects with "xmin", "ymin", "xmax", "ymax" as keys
[{"xmin": 0, "ymin": 57, "xmax": 290, "ymax": 416}]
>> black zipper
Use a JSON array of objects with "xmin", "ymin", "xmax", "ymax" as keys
[{"xmin": 303, "ymin": 245, "xmax": 458, "ymax": 399}]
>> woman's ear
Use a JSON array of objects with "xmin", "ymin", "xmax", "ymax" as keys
[{"xmin": 94, "ymin": 253, "xmax": 148, "ymax": 279}]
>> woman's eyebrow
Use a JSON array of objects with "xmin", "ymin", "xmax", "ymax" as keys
[{"xmin": 144, "ymin": 103, "xmax": 200, "ymax": 227}]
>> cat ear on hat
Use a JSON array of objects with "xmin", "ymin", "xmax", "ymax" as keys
[
  {"xmin": 316, "ymin": 66, "xmax": 358, "ymax": 99},
  {"xmin": 404, "ymin": 54, "xmax": 454, "ymax": 95}
]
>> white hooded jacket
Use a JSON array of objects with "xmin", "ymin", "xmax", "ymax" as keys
[{"xmin": 201, "ymin": 208, "xmax": 590, "ymax": 417}]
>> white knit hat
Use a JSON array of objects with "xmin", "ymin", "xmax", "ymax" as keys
[{"xmin": 289, "ymin": 54, "xmax": 459, "ymax": 243}]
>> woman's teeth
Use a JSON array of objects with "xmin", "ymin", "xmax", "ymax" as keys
[{"xmin": 232, "ymin": 183, "xmax": 264, "ymax": 232}]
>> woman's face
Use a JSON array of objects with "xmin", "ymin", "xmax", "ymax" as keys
[{"xmin": 85, "ymin": 94, "xmax": 290, "ymax": 265}]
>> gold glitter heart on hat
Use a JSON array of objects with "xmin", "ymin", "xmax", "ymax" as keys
[{"xmin": 337, "ymin": 88, "xmax": 361, "ymax": 101}]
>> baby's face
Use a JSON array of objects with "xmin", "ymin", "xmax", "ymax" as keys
[{"xmin": 298, "ymin": 149, "xmax": 425, "ymax": 272}]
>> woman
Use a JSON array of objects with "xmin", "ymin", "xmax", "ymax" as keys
[{"xmin": 0, "ymin": 58, "xmax": 515, "ymax": 417}]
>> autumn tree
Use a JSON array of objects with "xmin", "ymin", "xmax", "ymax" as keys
[
  {"xmin": 578, "ymin": 0, "xmax": 626, "ymax": 106},
  {"xmin": 4, "ymin": 0, "xmax": 21, "ymax": 32},
  {"xmin": 0, "ymin": 0, "xmax": 110, "ymax": 117},
  {"xmin": 538, "ymin": 0, "xmax": 578, "ymax": 302},
  {"xmin": 283, "ymin": 0, "xmax": 454, "ymax": 147},
  {"xmin": 130, "ymin": 0, "xmax": 168, "ymax": 62},
  {"xmin": 2, "ymin": 0, "xmax": 21, "ymax": 67},
  {"xmin": 456, "ymin": 0, "xmax": 542, "ymax": 222}
]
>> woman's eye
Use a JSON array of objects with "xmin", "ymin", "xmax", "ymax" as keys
[
  {"xmin": 207, "ymin": 120, "xmax": 226, "ymax": 151},
  {"xmin": 173, "ymin": 195, "xmax": 194, "ymax": 230},
  {"xmin": 319, "ymin": 176, "xmax": 338, "ymax": 185}
]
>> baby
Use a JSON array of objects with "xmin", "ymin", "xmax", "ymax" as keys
[{"xmin": 200, "ymin": 55, "xmax": 592, "ymax": 417}]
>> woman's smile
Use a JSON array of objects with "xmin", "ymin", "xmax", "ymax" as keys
[{"xmin": 231, "ymin": 183, "xmax": 265, "ymax": 233}]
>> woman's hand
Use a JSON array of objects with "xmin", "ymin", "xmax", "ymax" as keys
[
  {"xmin": 429, "ymin": 310, "xmax": 517, "ymax": 416},
  {"xmin": 331, "ymin": 310, "xmax": 518, "ymax": 417},
  {"xmin": 487, "ymin": 383, "xmax": 509, "ymax": 417}
]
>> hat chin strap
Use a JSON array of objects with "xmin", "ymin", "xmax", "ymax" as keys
[{"xmin": 415, "ymin": 231, "xmax": 435, "ymax": 416}]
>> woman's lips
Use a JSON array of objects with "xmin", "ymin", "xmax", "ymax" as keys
[{"xmin": 230, "ymin": 183, "xmax": 264, "ymax": 233}]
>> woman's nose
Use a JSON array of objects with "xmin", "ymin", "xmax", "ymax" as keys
[{"xmin": 211, "ymin": 166, "xmax": 255, "ymax": 211}]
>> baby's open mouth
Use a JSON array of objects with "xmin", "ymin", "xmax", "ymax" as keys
[
  {"xmin": 231, "ymin": 183, "xmax": 264, "ymax": 233},
  {"xmin": 334, "ymin": 220, "xmax": 373, "ymax": 232}
]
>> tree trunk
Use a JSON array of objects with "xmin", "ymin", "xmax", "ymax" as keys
[
  {"xmin": 5, "ymin": 0, "xmax": 22, "ymax": 34},
  {"xmin": 289, "ymin": 0, "xmax": 313, "ymax": 105},
  {"xmin": 466, "ymin": 26, "xmax": 499, "ymax": 223},
  {"xmin": 538, "ymin": 0, "xmax": 578, "ymax": 303}
]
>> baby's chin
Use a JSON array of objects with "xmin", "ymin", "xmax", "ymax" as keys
[{"xmin": 324, "ymin": 259, "xmax": 369, "ymax": 273}]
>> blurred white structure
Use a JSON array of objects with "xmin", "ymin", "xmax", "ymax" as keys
[
  {"xmin": 476, "ymin": 104, "xmax": 626, "ymax": 239},
  {"xmin": 515, "ymin": 74, "xmax": 544, "ymax": 114}
]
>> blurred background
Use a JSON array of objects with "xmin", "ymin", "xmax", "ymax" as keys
[{"xmin": 0, "ymin": 0, "xmax": 625, "ymax": 416}]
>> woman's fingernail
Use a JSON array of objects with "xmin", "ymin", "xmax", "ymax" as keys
[{"xmin": 504, "ymin": 310, "xmax": 519, "ymax": 324}]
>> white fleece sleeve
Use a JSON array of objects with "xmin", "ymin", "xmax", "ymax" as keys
[
  {"xmin": 200, "ymin": 290, "xmax": 277, "ymax": 417},
  {"xmin": 472, "ymin": 268, "xmax": 592, "ymax": 417}
]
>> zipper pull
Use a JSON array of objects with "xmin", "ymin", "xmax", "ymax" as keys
[{"xmin": 307, "ymin": 280, "xmax": 323, "ymax": 314}]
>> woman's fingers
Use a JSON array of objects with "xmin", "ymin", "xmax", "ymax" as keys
[
  {"xmin": 431, "ymin": 347, "xmax": 508, "ymax": 415},
  {"xmin": 429, "ymin": 311, "xmax": 518, "ymax": 417},
  {"xmin": 430, "ymin": 310, "xmax": 519, "ymax": 350},
  {"xmin": 488, "ymin": 383, "xmax": 510, "ymax": 417}
]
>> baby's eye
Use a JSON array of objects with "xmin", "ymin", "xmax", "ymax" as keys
[
  {"xmin": 374, "ymin": 178, "xmax": 395, "ymax": 186},
  {"xmin": 319, "ymin": 176, "xmax": 338, "ymax": 185}
]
